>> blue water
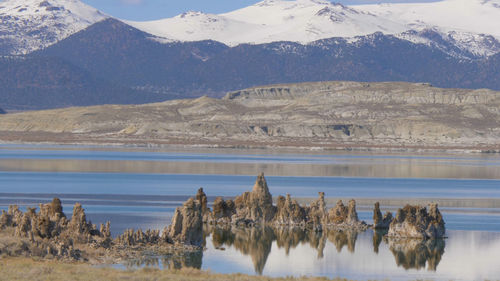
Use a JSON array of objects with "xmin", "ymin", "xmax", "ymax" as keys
[
  {"xmin": 1, "ymin": 145, "xmax": 500, "ymax": 165},
  {"xmin": 1, "ymin": 171, "xmax": 499, "ymax": 198},
  {"xmin": 1, "ymin": 145, "xmax": 500, "ymax": 280}
]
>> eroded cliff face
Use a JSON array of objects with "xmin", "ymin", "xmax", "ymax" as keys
[{"xmin": 1, "ymin": 81, "xmax": 499, "ymax": 150}]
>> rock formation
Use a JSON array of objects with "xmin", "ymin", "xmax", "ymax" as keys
[
  {"xmin": 116, "ymin": 228, "xmax": 162, "ymax": 246},
  {"xmin": 305, "ymin": 192, "xmax": 327, "ymax": 229},
  {"xmin": 274, "ymin": 194, "xmax": 306, "ymax": 226},
  {"xmin": 167, "ymin": 198, "xmax": 203, "ymax": 247},
  {"xmin": 200, "ymin": 174, "xmax": 370, "ymax": 231},
  {"xmin": 0, "ymin": 198, "xmax": 110, "ymax": 260},
  {"xmin": 233, "ymin": 173, "xmax": 276, "ymax": 225},
  {"xmin": 3, "ymin": 81, "xmax": 500, "ymax": 151},
  {"xmin": 196, "ymin": 188, "xmax": 210, "ymax": 222},
  {"xmin": 325, "ymin": 199, "xmax": 367, "ymax": 230},
  {"xmin": 210, "ymin": 197, "xmax": 236, "ymax": 225},
  {"xmin": 327, "ymin": 200, "xmax": 349, "ymax": 224},
  {"xmin": 388, "ymin": 204, "xmax": 445, "ymax": 239},
  {"xmin": 373, "ymin": 202, "xmax": 393, "ymax": 229}
]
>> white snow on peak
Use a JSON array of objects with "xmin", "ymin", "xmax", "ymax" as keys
[
  {"xmin": 125, "ymin": 0, "xmax": 500, "ymax": 57},
  {"xmin": 354, "ymin": 0, "xmax": 500, "ymax": 38},
  {"xmin": 0, "ymin": 0, "xmax": 107, "ymax": 54},
  {"xmin": 125, "ymin": 0, "xmax": 407, "ymax": 46}
]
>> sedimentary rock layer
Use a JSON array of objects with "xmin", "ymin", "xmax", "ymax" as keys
[{"xmin": 1, "ymin": 81, "xmax": 499, "ymax": 151}]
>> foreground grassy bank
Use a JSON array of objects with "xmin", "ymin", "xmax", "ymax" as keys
[{"xmin": 0, "ymin": 258, "xmax": 346, "ymax": 281}]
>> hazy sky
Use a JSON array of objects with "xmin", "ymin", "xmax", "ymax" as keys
[{"xmin": 81, "ymin": 0, "xmax": 441, "ymax": 21}]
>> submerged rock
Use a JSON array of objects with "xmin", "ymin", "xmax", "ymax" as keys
[
  {"xmin": 388, "ymin": 204, "xmax": 445, "ymax": 239},
  {"xmin": 373, "ymin": 202, "xmax": 393, "ymax": 229}
]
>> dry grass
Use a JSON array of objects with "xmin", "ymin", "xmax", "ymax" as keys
[{"xmin": 0, "ymin": 258, "xmax": 345, "ymax": 281}]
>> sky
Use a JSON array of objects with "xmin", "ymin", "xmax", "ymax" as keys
[{"xmin": 80, "ymin": 0, "xmax": 441, "ymax": 21}]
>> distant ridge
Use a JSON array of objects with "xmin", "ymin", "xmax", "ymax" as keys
[
  {"xmin": 1, "ymin": 81, "xmax": 499, "ymax": 152},
  {"xmin": 1, "ymin": 0, "xmax": 500, "ymax": 110},
  {"xmin": 127, "ymin": 0, "xmax": 500, "ymax": 57}
]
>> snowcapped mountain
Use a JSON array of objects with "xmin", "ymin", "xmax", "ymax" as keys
[
  {"xmin": 127, "ymin": 0, "xmax": 407, "ymax": 46},
  {"xmin": 0, "ymin": 0, "xmax": 107, "ymax": 55},
  {"xmin": 2, "ymin": 0, "xmax": 499, "ymax": 58},
  {"xmin": 126, "ymin": 0, "xmax": 500, "ymax": 58},
  {"xmin": 355, "ymin": 0, "xmax": 500, "ymax": 57},
  {"xmin": 355, "ymin": 0, "xmax": 500, "ymax": 38}
]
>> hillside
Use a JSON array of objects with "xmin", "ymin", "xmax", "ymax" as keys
[
  {"xmin": 0, "ymin": 55, "xmax": 171, "ymax": 110},
  {"xmin": 1, "ymin": 1, "xmax": 500, "ymax": 110},
  {"xmin": 21, "ymin": 19, "xmax": 500, "ymax": 110},
  {"xmin": 1, "ymin": 81, "xmax": 499, "ymax": 151}
]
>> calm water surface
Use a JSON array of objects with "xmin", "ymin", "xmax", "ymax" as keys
[{"xmin": 1, "ymin": 145, "xmax": 500, "ymax": 280}]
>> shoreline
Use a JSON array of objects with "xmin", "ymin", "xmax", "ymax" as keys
[
  {"xmin": 0, "ymin": 258, "xmax": 347, "ymax": 281},
  {"xmin": 1, "ymin": 134, "xmax": 499, "ymax": 154}
]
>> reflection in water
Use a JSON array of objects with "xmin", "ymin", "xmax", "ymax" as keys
[
  {"xmin": 327, "ymin": 230, "xmax": 358, "ymax": 253},
  {"xmin": 124, "ymin": 227, "xmax": 447, "ymax": 274},
  {"xmin": 213, "ymin": 226, "xmax": 275, "ymax": 274},
  {"xmin": 124, "ymin": 251, "xmax": 203, "ymax": 270},
  {"xmin": 3, "ymin": 153, "xmax": 500, "ymax": 179},
  {"xmin": 209, "ymin": 227, "xmax": 443, "ymax": 275},
  {"xmin": 388, "ymin": 239, "xmax": 445, "ymax": 271},
  {"xmin": 373, "ymin": 229, "xmax": 386, "ymax": 253}
]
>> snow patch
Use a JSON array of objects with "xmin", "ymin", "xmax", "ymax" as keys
[{"xmin": 0, "ymin": 0, "xmax": 107, "ymax": 55}]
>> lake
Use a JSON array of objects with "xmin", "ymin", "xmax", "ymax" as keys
[{"xmin": 1, "ymin": 144, "xmax": 500, "ymax": 280}]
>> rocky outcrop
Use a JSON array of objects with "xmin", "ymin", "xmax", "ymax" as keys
[
  {"xmin": 196, "ymin": 188, "xmax": 210, "ymax": 222},
  {"xmin": 167, "ymin": 198, "xmax": 204, "ymax": 247},
  {"xmin": 116, "ymin": 229, "xmax": 162, "ymax": 246},
  {"xmin": 327, "ymin": 200, "xmax": 348, "ymax": 224},
  {"xmin": 274, "ymin": 194, "xmax": 307, "ymax": 226},
  {"xmin": 373, "ymin": 202, "xmax": 393, "ymax": 229},
  {"xmin": 325, "ymin": 199, "xmax": 367, "ymax": 230},
  {"xmin": 0, "ymin": 198, "xmax": 110, "ymax": 260},
  {"xmin": 233, "ymin": 173, "xmax": 276, "ymax": 225},
  {"xmin": 199, "ymin": 174, "xmax": 370, "ymax": 231},
  {"xmin": 305, "ymin": 192, "xmax": 327, "ymax": 229},
  {"xmin": 388, "ymin": 204, "xmax": 446, "ymax": 239},
  {"xmin": 2, "ymin": 81, "xmax": 500, "ymax": 151},
  {"xmin": 211, "ymin": 197, "xmax": 236, "ymax": 225}
]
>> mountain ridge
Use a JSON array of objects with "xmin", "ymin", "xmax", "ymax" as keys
[
  {"xmin": 126, "ymin": 0, "xmax": 500, "ymax": 58},
  {"xmin": 2, "ymin": 0, "xmax": 500, "ymax": 110}
]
